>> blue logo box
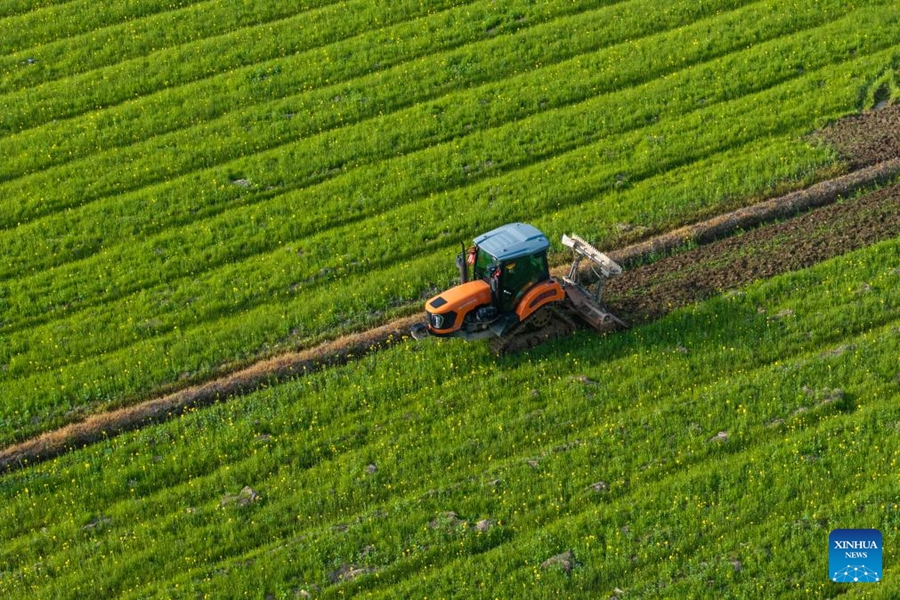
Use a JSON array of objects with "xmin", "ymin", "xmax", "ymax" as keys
[{"xmin": 829, "ymin": 529, "xmax": 882, "ymax": 583}]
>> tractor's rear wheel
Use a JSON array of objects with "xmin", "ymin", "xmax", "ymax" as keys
[{"xmin": 489, "ymin": 304, "xmax": 578, "ymax": 355}]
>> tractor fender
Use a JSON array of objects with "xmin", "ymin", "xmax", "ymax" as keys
[{"xmin": 515, "ymin": 279, "xmax": 566, "ymax": 323}]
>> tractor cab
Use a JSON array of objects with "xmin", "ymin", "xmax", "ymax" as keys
[{"xmin": 467, "ymin": 223, "xmax": 551, "ymax": 311}]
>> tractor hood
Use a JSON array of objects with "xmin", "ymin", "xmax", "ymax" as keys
[{"xmin": 424, "ymin": 279, "xmax": 492, "ymax": 334}]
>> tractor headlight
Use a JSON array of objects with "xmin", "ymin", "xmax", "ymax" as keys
[{"xmin": 431, "ymin": 313, "xmax": 445, "ymax": 329}]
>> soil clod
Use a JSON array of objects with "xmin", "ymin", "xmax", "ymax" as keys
[
  {"xmin": 707, "ymin": 431, "xmax": 728, "ymax": 443},
  {"xmin": 590, "ymin": 481, "xmax": 609, "ymax": 493},
  {"xmin": 82, "ymin": 515, "xmax": 111, "ymax": 531},
  {"xmin": 220, "ymin": 486, "xmax": 261, "ymax": 507},
  {"xmin": 475, "ymin": 519, "xmax": 494, "ymax": 532},
  {"xmin": 429, "ymin": 511, "xmax": 462, "ymax": 529},
  {"xmin": 541, "ymin": 549, "xmax": 577, "ymax": 574},
  {"xmin": 327, "ymin": 564, "xmax": 373, "ymax": 584}
]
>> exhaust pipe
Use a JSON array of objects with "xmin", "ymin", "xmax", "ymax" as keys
[{"xmin": 456, "ymin": 242, "xmax": 469, "ymax": 284}]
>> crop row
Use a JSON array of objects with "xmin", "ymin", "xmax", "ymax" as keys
[
  {"xmin": 0, "ymin": 0, "xmax": 76, "ymax": 20},
  {"xmin": 0, "ymin": 0, "xmax": 745, "ymax": 219},
  {"xmin": 0, "ymin": 0, "xmax": 636, "ymax": 162},
  {"xmin": 0, "ymin": 0, "xmax": 522, "ymax": 178},
  {"xmin": 0, "ymin": 236, "xmax": 896, "ymax": 597},
  {"xmin": 0, "ymin": 44, "xmax": 893, "ymax": 443},
  {"xmin": 0, "ymin": 0, "xmax": 204, "ymax": 54},
  {"xmin": 1, "ymin": 2, "xmax": 889, "ymax": 303},
  {"xmin": 0, "ymin": 0, "xmax": 343, "ymax": 94},
  {"xmin": 0, "ymin": 0, "xmax": 571, "ymax": 136}
]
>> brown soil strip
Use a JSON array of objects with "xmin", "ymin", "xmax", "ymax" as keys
[
  {"xmin": 2, "ymin": 108, "xmax": 898, "ymax": 473},
  {"xmin": 812, "ymin": 102, "xmax": 900, "ymax": 169},
  {"xmin": 606, "ymin": 182, "xmax": 900, "ymax": 323},
  {"xmin": 0, "ymin": 316, "xmax": 421, "ymax": 472},
  {"xmin": 606, "ymin": 158, "xmax": 900, "ymax": 268}
]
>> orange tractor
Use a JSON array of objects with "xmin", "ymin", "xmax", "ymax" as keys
[{"xmin": 410, "ymin": 222, "xmax": 625, "ymax": 353}]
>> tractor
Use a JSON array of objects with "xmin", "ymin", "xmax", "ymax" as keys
[{"xmin": 410, "ymin": 222, "xmax": 624, "ymax": 354}]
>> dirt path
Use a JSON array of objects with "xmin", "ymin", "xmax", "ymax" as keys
[
  {"xmin": 1, "ymin": 108, "xmax": 898, "ymax": 473},
  {"xmin": 0, "ymin": 315, "xmax": 422, "ymax": 471}
]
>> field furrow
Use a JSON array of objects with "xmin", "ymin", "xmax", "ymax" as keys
[
  {"xmin": 0, "ymin": 0, "xmax": 621, "ymax": 171},
  {"xmin": 0, "ymin": 0, "xmax": 473, "ymax": 135},
  {"xmin": 0, "ymin": 0, "xmax": 206, "ymax": 54},
  {"xmin": 0, "ymin": 0, "xmax": 345, "ymax": 94},
  {"xmin": 0, "ymin": 0, "xmax": 76, "ymax": 20},
  {"xmin": 0, "ymin": 0, "xmax": 746, "ymax": 218}
]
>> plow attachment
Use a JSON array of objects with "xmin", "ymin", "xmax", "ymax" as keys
[{"xmin": 560, "ymin": 233, "xmax": 626, "ymax": 332}]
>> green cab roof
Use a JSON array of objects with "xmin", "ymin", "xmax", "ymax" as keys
[{"xmin": 474, "ymin": 222, "xmax": 549, "ymax": 261}]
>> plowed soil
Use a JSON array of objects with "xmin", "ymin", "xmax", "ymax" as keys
[
  {"xmin": 608, "ymin": 102, "xmax": 900, "ymax": 322},
  {"xmin": 607, "ymin": 183, "xmax": 900, "ymax": 323},
  {"xmin": 813, "ymin": 102, "xmax": 900, "ymax": 169}
]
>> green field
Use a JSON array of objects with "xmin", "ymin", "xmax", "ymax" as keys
[
  {"xmin": 2, "ymin": 226, "xmax": 898, "ymax": 598},
  {"xmin": 1, "ymin": 0, "xmax": 899, "ymax": 597}
]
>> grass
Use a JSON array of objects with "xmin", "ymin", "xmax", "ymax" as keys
[
  {"xmin": 2, "ymin": 0, "xmax": 900, "ymax": 595},
  {"xmin": 0, "ymin": 231, "xmax": 897, "ymax": 598},
  {"xmin": 2, "ymin": 0, "xmax": 900, "ymax": 442}
]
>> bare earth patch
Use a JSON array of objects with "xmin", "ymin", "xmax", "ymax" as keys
[
  {"xmin": 812, "ymin": 102, "xmax": 900, "ymax": 169},
  {"xmin": 607, "ymin": 181, "xmax": 900, "ymax": 323}
]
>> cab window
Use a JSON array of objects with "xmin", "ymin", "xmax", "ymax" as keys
[{"xmin": 473, "ymin": 247, "xmax": 496, "ymax": 280}]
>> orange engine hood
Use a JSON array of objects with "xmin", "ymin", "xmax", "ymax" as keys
[
  {"xmin": 425, "ymin": 279, "xmax": 492, "ymax": 333},
  {"xmin": 427, "ymin": 280, "xmax": 491, "ymax": 314}
]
